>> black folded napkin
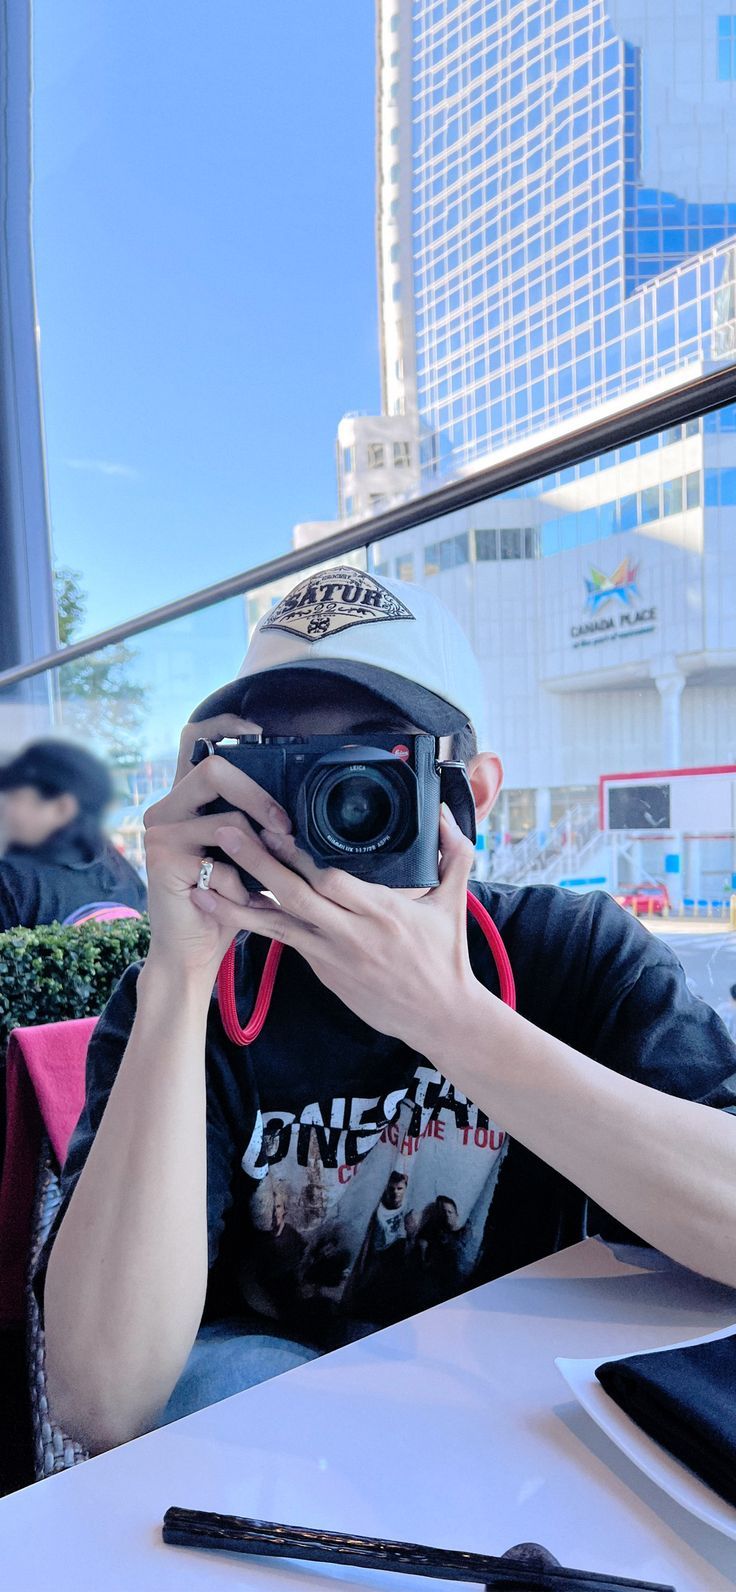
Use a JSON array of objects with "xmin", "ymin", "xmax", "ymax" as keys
[{"xmin": 595, "ymin": 1331, "xmax": 736, "ymax": 1509}]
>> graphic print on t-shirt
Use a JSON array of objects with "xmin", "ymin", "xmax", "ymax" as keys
[{"xmin": 238, "ymin": 1064, "xmax": 507, "ymax": 1329}]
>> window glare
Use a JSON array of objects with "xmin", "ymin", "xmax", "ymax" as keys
[{"xmin": 16, "ymin": 0, "xmax": 736, "ymax": 932}]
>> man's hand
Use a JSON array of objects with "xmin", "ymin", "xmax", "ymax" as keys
[
  {"xmin": 143, "ymin": 716, "xmax": 292, "ymax": 981},
  {"xmin": 191, "ymin": 804, "xmax": 479, "ymax": 1057},
  {"xmin": 173, "ymin": 714, "xmax": 251, "ymax": 789}
]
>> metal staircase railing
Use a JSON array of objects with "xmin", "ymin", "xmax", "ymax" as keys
[{"xmin": 491, "ymin": 803, "xmax": 600, "ymax": 886}]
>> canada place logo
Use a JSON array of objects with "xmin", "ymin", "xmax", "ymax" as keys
[{"xmin": 584, "ymin": 558, "xmax": 640, "ymax": 613}]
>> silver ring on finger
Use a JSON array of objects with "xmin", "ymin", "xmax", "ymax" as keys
[{"xmin": 198, "ymin": 857, "xmax": 215, "ymax": 891}]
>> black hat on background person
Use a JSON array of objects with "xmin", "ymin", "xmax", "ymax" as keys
[
  {"xmin": 0, "ymin": 738, "xmax": 147, "ymax": 931},
  {"xmin": 0, "ymin": 739, "xmax": 114, "ymax": 821}
]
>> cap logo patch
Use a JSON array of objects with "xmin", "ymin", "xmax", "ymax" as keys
[{"xmin": 262, "ymin": 567, "xmax": 415, "ymax": 641}]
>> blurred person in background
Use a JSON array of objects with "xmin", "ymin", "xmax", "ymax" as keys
[{"xmin": 0, "ymin": 739, "xmax": 147, "ymax": 930}]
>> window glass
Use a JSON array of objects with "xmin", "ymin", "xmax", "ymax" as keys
[
  {"xmin": 640, "ymin": 485, "xmax": 661, "ymax": 523},
  {"xmin": 721, "ymin": 467, "xmax": 736, "ymax": 506},
  {"xmin": 475, "ymin": 528, "xmax": 498, "ymax": 560},
  {"xmin": 440, "ymin": 532, "xmax": 470, "ymax": 569},
  {"xmin": 718, "ymin": 17, "xmax": 736, "ymax": 80},
  {"xmin": 662, "ymin": 477, "xmax": 683, "ymax": 516},
  {"xmin": 524, "ymin": 526, "xmax": 540, "ymax": 558},
  {"xmin": 577, "ymin": 506, "xmax": 598, "ymax": 543},
  {"xmin": 500, "ymin": 527, "xmax": 523, "ymax": 558},
  {"xmin": 598, "ymin": 500, "xmax": 617, "ymax": 536},
  {"xmin": 23, "ymin": 4, "xmax": 736, "ymax": 960},
  {"xmin": 619, "ymin": 493, "xmax": 638, "ymax": 530},
  {"xmin": 686, "ymin": 471, "xmax": 701, "ymax": 508}
]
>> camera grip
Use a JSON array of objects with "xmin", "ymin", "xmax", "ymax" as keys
[{"xmin": 438, "ymin": 763, "xmax": 476, "ymax": 844}]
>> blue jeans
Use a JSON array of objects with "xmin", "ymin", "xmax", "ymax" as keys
[{"xmin": 158, "ymin": 1317, "xmax": 319, "ymax": 1426}]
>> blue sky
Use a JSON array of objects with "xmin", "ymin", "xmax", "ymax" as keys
[{"xmin": 33, "ymin": 0, "xmax": 378, "ymax": 640}]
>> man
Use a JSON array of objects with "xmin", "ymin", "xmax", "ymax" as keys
[
  {"xmin": 348, "ymin": 1171, "xmax": 413, "ymax": 1322},
  {"xmin": 0, "ymin": 738, "xmax": 146, "ymax": 928},
  {"xmin": 412, "ymin": 1195, "xmax": 470, "ymax": 1306},
  {"xmin": 40, "ymin": 567, "xmax": 736, "ymax": 1454},
  {"xmin": 366, "ymin": 1171, "xmax": 411, "ymax": 1249},
  {"xmin": 243, "ymin": 1176, "xmax": 306, "ymax": 1317}
]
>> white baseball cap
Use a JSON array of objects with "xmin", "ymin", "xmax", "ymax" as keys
[{"xmin": 191, "ymin": 565, "xmax": 487, "ymax": 743}]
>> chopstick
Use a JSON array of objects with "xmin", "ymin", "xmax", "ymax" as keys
[{"xmin": 162, "ymin": 1508, "xmax": 675, "ymax": 1591}]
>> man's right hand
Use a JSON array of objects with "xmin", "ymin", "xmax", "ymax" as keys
[{"xmin": 143, "ymin": 715, "xmax": 291, "ymax": 980}]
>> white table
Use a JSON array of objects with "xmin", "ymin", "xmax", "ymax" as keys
[{"xmin": 2, "ymin": 1238, "xmax": 736, "ymax": 1590}]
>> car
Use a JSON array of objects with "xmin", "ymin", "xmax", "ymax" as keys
[{"xmin": 614, "ymin": 882, "xmax": 671, "ymax": 916}]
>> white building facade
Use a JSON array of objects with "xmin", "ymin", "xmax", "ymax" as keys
[{"xmin": 336, "ymin": 413, "xmax": 423, "ymax": 519}]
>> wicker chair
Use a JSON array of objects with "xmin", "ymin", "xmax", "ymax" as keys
[{"xmin": 26, "ymin": 1132, "xmax": 89, "ymax": 1480}]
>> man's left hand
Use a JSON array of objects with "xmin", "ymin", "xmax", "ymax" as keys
[{"xmin": 191, "ymin": 806, "xmax": 481, "ymax": 1059}]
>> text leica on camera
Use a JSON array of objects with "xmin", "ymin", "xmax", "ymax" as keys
[{"xmin": 191, "ymin": 733, "xmax": 476, "ymax": 891}]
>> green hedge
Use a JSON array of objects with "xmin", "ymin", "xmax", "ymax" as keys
[{"xmin": 0, "ymin": 918, "xmax": 150, "ymax": 1047}]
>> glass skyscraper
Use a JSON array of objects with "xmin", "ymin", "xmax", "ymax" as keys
[{"xmin": 377, "ymin": 0, "xmax": 736, "ymax": 475}]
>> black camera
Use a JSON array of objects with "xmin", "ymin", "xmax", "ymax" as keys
[{"xmin": 191, "ymin": 732, "xmax": 476, "ymax": 891}]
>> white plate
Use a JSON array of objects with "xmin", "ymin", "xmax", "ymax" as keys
[{"xmin": 556, "ymin": 1323, "xmax": 736, "ymax": 1543}]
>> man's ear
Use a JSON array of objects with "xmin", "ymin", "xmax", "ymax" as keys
[{"xmin": 467, "ymin": 752, "xmax": 503, "ymax": 823}]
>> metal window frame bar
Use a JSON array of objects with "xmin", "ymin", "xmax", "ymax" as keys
[{"xmin": 1, "ymin": 362, "xmax": 736, "ymax": 690}]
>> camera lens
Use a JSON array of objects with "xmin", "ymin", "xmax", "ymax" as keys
[
  {"xmin": 310, "ymin": 763, "xmax": 410, "ymax": 854},
  {"xmin": 325, "ymin": 773, "xmax": 393, "ymax": 844}
]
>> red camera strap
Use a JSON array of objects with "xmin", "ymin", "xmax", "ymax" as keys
[{"xmin": 217, "ymin": 888, "xmax": 516, "ymax": 1047}]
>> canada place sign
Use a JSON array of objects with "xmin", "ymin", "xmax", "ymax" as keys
[{"xmin": 570, "ymin": 559, "xmax": 657, "ymax": 649}]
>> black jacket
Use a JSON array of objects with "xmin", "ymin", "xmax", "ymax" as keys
[{"xmin": 0, "ymin": 816, "xmax": 147, "ymax": 929}]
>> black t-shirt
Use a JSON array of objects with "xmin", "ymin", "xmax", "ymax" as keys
[
  {"xmin": 37, "ymin": 884, "xmax": 736, "ymax": 1346},
  {"xmin": 0, "ymin": 822, "xmax": 147, "ymax": 930}
]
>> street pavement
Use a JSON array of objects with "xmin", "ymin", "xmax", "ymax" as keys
[{"xmin": 647, "ymin": 922, "xmax": 736, "ymax": 1011}]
